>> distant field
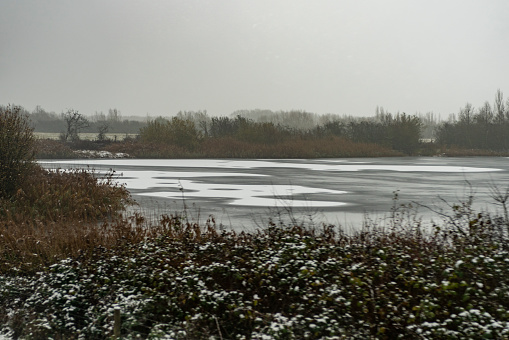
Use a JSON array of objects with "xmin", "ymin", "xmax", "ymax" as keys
[{"xmin": 34, "ymin": 132, "xmax": 138, "ymax": 141}]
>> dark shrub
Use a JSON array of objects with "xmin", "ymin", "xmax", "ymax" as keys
[
  {"xmin": 0, "ymin": 105, "xmax": 36, "ymax": 198},
  {"xmin": 140, "ymin": 117, "xmax": 201, "ymax": 151}
]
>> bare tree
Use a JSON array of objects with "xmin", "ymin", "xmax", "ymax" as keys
[
  {"xmin": 494, "ymin": 89, "xmax": 505, "ymax": 124},
  {"xmin": 97, "ymin": 121, "xmax": 110, "ymax": 141},
  {"xmin": 60, "ymin": 109, "xmax": 89, "ymax": 142},
  {"xmin": 475, "ymin": 101, "xmax": 493, "ymax": 125},
  {"xmin": 108, "ymin": 108, "xmax": 122, "ymax": 123},
  {"xmin": 458, "ymin": 103, "xmax": 474, "ymax": 125}
]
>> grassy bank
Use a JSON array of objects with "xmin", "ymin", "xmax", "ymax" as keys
[
  {"xmin": 35, "ymin": 136, "xmax": 405, "ymax": 159},
  {"xmin": 0, "ymin": 165, "xmax": 136, "ymax": 273},
  {"xmin": 35, "ymin": 136, "xmax": 509, "ymax": 160}
]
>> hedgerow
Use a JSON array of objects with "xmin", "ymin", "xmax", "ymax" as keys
[{"xmin": 1, "ymin": 213, "xmax": 509, "ymax": 339}]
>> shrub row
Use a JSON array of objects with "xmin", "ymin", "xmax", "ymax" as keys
[
  {"xmin": 138, "ymin": 113, "xmax": 422, "ymax": 156},
  {"xmin": 1, "ymin": 215, "xmax": 509, "ymax": 339}
]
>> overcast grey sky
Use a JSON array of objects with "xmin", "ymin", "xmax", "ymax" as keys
[{"xmin": 1, "ymin": 0, "xmax": 509, "ymax": 117}]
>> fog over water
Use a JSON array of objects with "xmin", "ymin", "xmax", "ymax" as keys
[{"xmin": 41, "ymin": 157, "xmax": 509, "ymax": 231}]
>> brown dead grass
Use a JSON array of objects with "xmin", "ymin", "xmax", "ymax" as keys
[
  {"xmin": 0, "ymin": 165, "xmax": 145, "ymax": 273},
  {"xmin": 438, "ymin": 146, "xmax": 509, "ymax": 157},
  {"xmin": 100, "ymin": 136, "xmax": 402, "ymax": 159},
  {"xmin": 200, "ymin": 136, "xmax": 402, "ymax": 158}
]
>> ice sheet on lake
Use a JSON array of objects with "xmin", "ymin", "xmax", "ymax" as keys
[
  {"xmin": 117, "ymin": 171, "xmax": 266, "ymax": 189},
  {"xmin": 42, "ymin": 159, "xmax": 502, "ymax": 173},
  {"xmin": 135, "ymin": 180, "xmax": 348, "ymax": 207},
  {"xmin": 39, "ymin": 158, "xmax": 508, "ymax": 227}
]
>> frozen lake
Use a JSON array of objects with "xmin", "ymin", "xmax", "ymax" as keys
[{"xmin": 40, "ymin": 157, "xmax": 509, "ymax": 231}]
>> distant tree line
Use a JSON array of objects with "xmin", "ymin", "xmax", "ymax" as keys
[
  {"xmin": 140, "ymin": 110, "xmax": 423, "ymax": 154},
  {"xmin": 25, "ymin": 106, "xmax": 146, "ymax": 135},
  {"xmin": 436, "ymin": 89, "xmax": 509, "ymax": 150},
  {"xmin": 7, "ymin": 105, "xmax": 434, "ymax": 154},
  {"xmin": 8, "ymin": 89, "xmax": 509, "ymax": 155}
]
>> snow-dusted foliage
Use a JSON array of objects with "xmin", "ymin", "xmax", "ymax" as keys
[{"xmin": 1, "ymin": 220, "xmax": 509, "ymax": 339}]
